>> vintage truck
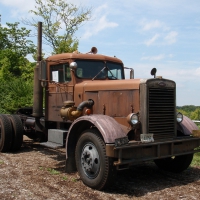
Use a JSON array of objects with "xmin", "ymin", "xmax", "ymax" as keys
[{"xmin": 0, "ymin": 22, "xmax": 200, "ymax": 190}]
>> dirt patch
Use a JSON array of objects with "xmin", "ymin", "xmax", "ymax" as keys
[{"xmin": 0, "ymin": 137, "xmax": 200, "ymax": 200}]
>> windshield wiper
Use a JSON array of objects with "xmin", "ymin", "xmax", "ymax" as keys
[
  {"xmin": 106, "ymin": 66, "xmax": 118, "ymax": 80},
  {"xmin": 92, "ymin": 66, "xmax": 106, "ymax": 81},
  {"xmin": 92, "ymin": 66, "xmax": 118, "ymax": 81}
]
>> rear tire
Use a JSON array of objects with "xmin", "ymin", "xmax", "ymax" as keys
[
  {"xmin": 75, "ymin": 129, "xmax": 115, "ymax": 190},
  {"xmin": 154, "ymin": 154, "xmax": 194, "ymax": 173},
  {"xmin": 0, "ymin": 114, "xmax": 13, "ymax": 152},
  {"xmin": 8, "ymin": 115, "xmax": 23, "ymax": 151}
]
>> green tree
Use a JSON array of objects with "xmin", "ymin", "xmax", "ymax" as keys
[
  {"xmin": 24, "ymin": 0, "xmax": 91, "ymax": 54},
  {"xmin": 0, "ymin": 22, "xmax": 35, "ymax": 56},
  {"xmin": 0, "ymin": 77, "xmax": 33, "ymax": 114},
  {"xmin": 0, "ymin": 20, "xmax": 35, "ymax": 113},
  {"xmin": 191, "ymin": 109, "xmax": 200, "ymax": 120},
  {"xmin": 0, "ymin": 22, "xmax": 36, "ymax": 79}
]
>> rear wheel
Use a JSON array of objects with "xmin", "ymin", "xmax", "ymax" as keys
[
  {"xmin": 75, "ymin": 129, "xmax": 115, "ymax": 190},
  {"xmin": 154, "ymin": 154, "xmax": 194, "ymax": 173},
  {"xmin": 0, "ymin": 114, "xmax": 13, "ymax": 152},
  {"xmin": 8, "ymin": 115, "xmax": 23, "ymax": 151}
]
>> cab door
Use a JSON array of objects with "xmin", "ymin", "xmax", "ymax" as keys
[{"xmin": 46, "ymin": 62, "xmax": 74, "ymax": 122}]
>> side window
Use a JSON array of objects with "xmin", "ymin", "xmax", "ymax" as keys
[
  {"xmin": 50, "ymin": 63, "xmax": 71, "ymax": 82},
  {"xmin": 108, "ymin": 69, "xmax": 122, "ymax": 79},
  {"xmin": 107, "ymin": 62, "xmax": 124, "ymax": 79}
]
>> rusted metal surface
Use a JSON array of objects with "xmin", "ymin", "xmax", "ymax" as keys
[
  {"xmin": 46, "ymin": 52, "xmax": 123, "ymax": 64},
  {"xmin": 177, "ymin": 115, "xmax": 199, "ymax": 135},
  {"xmin": 65, "ymin": 114, "xmax": 127, "ymax": 164},
  {"xmin": 32, "ymin": 22, "xmax": 43, "ymax": 118},
  {"xmin": 46, "ymin": 85, "xmax": 74, "ymax": 122},
  {"xmin": 67, "ymin": 114, "xmax": 126, "ymax": 144},
  {"xmin": 105, "ymin": 137, "xmax": 200, "ymax": 168}
]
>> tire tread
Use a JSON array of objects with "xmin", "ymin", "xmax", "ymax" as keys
[{"xmin": 0, "ymin": 114, "xmax": 13, "ymax": 152}]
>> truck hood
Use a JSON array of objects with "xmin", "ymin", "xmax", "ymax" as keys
[{"xmin": 76, "ymin": 79, "xmax": 141, "ymax": 92}]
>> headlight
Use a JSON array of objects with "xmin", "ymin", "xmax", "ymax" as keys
[
  {"xmin": 177, "ymin": 112, "xmax": 183, "ymax": 123},
  {"xmin": 127, "ymin": 113, "xmax": 139, "ymax": 125}
]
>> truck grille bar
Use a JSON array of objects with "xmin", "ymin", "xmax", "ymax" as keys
[{"xmin": 148, "ymin": 88, "xmax": 175, "ymax": 140}]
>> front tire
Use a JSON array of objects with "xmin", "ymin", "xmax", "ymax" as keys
[
  {"xmin": 154, "ymin": 154, "xmax": 194, "ymax": 173},
  {"xmin": 75, "ymin": 129, "xmax": 115, "ymax": 190}
]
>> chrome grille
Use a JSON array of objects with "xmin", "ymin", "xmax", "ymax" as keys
[{"xmin": 148, "ymin": 88, "xmax": 175, "ymax": 140}]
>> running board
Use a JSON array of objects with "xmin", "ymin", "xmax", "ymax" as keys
[{"xmin": 40, "ymin": 141, "xmax": 63, "ymax": 149}]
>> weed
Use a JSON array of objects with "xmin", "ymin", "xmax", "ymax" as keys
[
  {"xmin": 191, "ymin": 152, "xmax": 200, "ymax": 167},
  {"xmin": 62, "ymin": 176, "xmax": 68, "ymax": 181},
  {"xmin": 39, "ymin": 166, "xmax": 44, "ymax": 170},
  {"xmin": 71, "ymin": 178, "xmax": 77, "ymax": 182},
  {"xmin": 47, "ymin": 168, "xmax": 60, "ymax": 175}
]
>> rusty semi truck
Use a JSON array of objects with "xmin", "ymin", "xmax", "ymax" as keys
[{"xmin": 0, "ymin": 22, "xmax": 200, "ymax": 190}]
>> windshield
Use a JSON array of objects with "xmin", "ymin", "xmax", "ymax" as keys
[{"xmin": 75, "ymin": 60, "xmax": 124, "ymax": 79}]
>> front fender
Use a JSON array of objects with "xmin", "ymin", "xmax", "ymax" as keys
[
  {"xmin": 177, "ymin": 115, "xmax": 199, "ymax": 135},
  {"xmin": 65, "ymin": 114, "xmax": 126, "ymax": 172},
  {"xmin": 67, "ymin": 114, "xmax": 126, "ymax": 144}
]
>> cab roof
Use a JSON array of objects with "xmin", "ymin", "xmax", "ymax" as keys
[{"xmin": 46, "ymin": 52, "xmax": 123, "ymax": 64}]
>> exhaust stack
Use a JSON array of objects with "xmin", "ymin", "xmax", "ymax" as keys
[{"xmin": 32, "ymin": 22, "xmax": 43, "ymax": 117}]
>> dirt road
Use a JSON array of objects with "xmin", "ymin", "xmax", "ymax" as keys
[{"xmin": 0, "ymin": 138, "xmax": 200, "ymax": 200}]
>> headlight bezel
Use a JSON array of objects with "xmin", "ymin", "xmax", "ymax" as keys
[
  {"xmin": 127, "ymin": 113, "xmax": 139, "ymax": 125},
  {"xmin": 177, "ymin": 112, "xmax": 183, "ymax": 123}
]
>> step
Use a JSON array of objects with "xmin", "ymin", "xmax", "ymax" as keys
[{"xmin": 40, "ymin": 141, "xmax": 64, "ymax": 149}]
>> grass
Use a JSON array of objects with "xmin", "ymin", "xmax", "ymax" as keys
[
  {"xmin": 62, "ymin": 176, "xmax": 68, "ymax": 181},
  {"xmin": 38, "ymin": 166, "xmax": 78, "ymax": 182},
  {"xmin": 191, "ymin": 152, "xmax": 200, "ymax": 167},
  {"xmin": 71, "ymin": 178, "xmax": 77, "ymax": 182},
  {"xmin": 39, "ymin": 166, "xmax": 60, "ymax": 175},
  {"xmin": 0, "ymin": 160, "xmax": 4, "ymax": 165},
  {"xmin": 47, "ymin": 168, "xmax": 60, "ymax": 175}
]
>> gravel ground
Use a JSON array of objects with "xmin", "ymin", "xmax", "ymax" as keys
[{"xmin": 0, "ymin": 137, "xmax": 200, "ymax": 200}]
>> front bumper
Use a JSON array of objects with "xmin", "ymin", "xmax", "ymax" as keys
[{"xmin": 106, "ymin": 136, "xmax": 200, "ymax": 170}]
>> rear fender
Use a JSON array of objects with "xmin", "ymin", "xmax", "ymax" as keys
[
  {"xmin": 65, "ymin": 114, "xmax": 126, "ymax": 172},
  {"xmin": 177, "ymin": 115, "xmax": 199, "ymax": 136}
]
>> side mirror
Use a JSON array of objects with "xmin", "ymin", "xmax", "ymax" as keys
[
  {"xmin": 151, "ymin": 68, "xmax": 157, "ymax": 78},
  {"xmin": 70, "ymin": 62, "xmax": 77, "ymax": 70},
  {"xmin": 124, "ymin": 67, "xmax": 134, "ymax": 79},
  {"xmin": 130, "ymin": 69, "xmax": 134, "ymax": 79}
]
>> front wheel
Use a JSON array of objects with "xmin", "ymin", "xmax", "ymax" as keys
[
  {"xmin": 154, "ymin": 154, "xmax": 194, "ymax": 173},
  {"xmin": 75, "ymin": 129, "xmax": 115, "ymax": 190}
]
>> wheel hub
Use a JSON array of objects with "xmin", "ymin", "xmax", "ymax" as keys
[{"xmin": 81, "ymin": 142, "xmax": 100, "ymax": 178}]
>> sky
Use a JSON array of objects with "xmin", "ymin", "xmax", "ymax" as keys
[{"xmin": 0, "ymin": 0, "xmax": 200, "ymax": 106}]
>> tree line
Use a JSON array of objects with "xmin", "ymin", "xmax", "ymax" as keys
[
  {"xmin": 0, "ymin": 0, "xmax": 91, "ymax": 114},
  {"xmin": 177, "ymin": 105, "xmax": 200, "ymax": 121}
]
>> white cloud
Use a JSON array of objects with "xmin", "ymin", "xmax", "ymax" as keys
[
  {"xmin": 139, "ymin": 18, "xmax": 178, "ymax": 46},
  {"xmin": 0, "ymin": 0, "xmax": 35, "ymax": 12},
  {"xmin": 140, "ymin": 19, "xmax": 169, "ymax": 31},
  {"xmin": 144, "ymin": 34, "xmax": 160, "ymax": 46},
  {"xmin": 164, "ymin": 31, "xmax": 178, "ymax": 44},
  {"xmin": 81, "ymin": 4, "xmax": 118, "ymax": 39},
  {"xmin": 140, "ymin": 19, "xmax": 170, "ymax": 31},
  {"xmin": 141, "ymin": 54, "xmax": 165, "ymax": 61},
  {"xmin": 195, "ymin": 67, "xmax": 200, "ymax": 76}
]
